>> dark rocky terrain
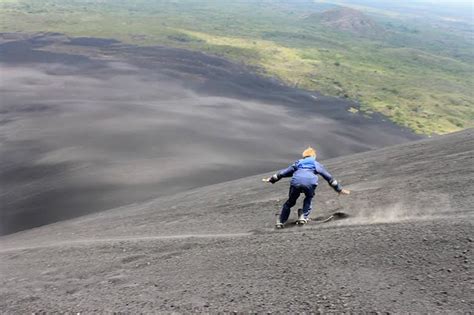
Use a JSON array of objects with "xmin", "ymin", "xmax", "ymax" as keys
[
  {"xmin": 1, "ymin": 129, "xmax": 472, "ymax": 313},
  {"xmin": 0, "ymin": 33, "xmax": 418, "ymax": 235}
]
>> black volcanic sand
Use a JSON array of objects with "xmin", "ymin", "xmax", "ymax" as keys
[
  {"xmin": 0, "ymin": 32, "xmax": 419, "ymax": 234},
  {"xmin": 0, "ymin": 130, "xmax": 472, "ymax": 313}
]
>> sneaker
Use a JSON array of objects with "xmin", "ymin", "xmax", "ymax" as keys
[
  {"xmin": 297, "ymin": 212, "xmax": 306, "ymax": 223},
  {"xmin": 275, "ymin": 222, "xmax": 284, "ymax": 229}
]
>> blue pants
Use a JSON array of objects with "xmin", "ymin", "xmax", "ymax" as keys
[{"xmin": 279, "ymin": 184, "xmax": 316, "ymax": 223}]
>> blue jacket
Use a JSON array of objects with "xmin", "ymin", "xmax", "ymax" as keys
[{"xmin": 272, "ymin": 157, "xmax": 342, "ymax": 191}]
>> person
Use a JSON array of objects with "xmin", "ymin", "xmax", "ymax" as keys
[{"xmin": 263, "ymin": 146, "xmax": 350, "ymax": 228}]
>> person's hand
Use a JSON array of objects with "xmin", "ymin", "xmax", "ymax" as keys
[
  {"xmin": 263, "ymin": 174, "xmax": 279, "ymax": 184},
  {"xmin": 339, "ymin": 189, "xmax": 350, "ymax": 195}
]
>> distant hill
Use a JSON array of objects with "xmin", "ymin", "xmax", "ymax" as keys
[{"xmin": 307, "ymin": 6, "xmax": 384, "ymax": 36}]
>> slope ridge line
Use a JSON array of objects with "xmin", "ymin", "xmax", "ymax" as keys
[{"xmin": 0, "ymin": 232, "xmax": 254, "ymax": 253}]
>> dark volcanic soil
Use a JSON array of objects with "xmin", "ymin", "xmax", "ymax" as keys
[
  {"xmin": 0, "ymin": 32, "xmax": 419, "ymax": 235},
  {"xmin": 0, "ymin": 130, "xmax": 472, "ymax": 313}
]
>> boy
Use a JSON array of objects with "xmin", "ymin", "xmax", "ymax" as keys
[{"xmin": 263, "ymin": 147, "xmax": 350, "ymax": 228}]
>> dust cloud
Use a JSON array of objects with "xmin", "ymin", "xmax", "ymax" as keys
[{"xmin": 331, "ymin": 191, "xmax": 457, "ymax": 226}]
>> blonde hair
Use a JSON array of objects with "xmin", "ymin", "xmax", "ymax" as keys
[{"xmin": 302, "ymin": 146, "xmax": 317, "ymax": 158}]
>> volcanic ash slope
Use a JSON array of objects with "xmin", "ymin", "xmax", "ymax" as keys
[
  {"xmin": 1, "ymin": 130, "xmax": 473, "ymax": 312},
  {"xmin": 0, "ymin": 32, "xmax": 418, "ymax": 235}
]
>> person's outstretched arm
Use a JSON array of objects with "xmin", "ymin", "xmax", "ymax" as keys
[
  {"xmin": 315, "ymin": 162, "xmax": 350, "ymax": 195},
  {"xmin": 262, "ymin": 162, "xmax": 297, "ymax": 184}
]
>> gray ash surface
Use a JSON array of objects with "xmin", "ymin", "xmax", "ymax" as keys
[
  {"xmin": 1, "ymin": 130, "xmax": 472, "ymax": 312},
  {"xmin": 0, "ymin": 32, "xmax": 418, "ymax": 235}
]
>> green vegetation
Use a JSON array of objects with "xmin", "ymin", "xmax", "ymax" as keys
[{"xmin": 1, "ymin": 0, "xmax": 472, "ymax": 134}]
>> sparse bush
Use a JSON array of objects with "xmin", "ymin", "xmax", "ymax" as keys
[{"xmin": 168, "ymin": 34, "xmax": 203, "ymax": 43}]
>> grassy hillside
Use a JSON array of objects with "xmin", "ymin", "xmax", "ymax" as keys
[{"xmin": 1, "ymin": 0, "xmax": 472, "ymax": 134}]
